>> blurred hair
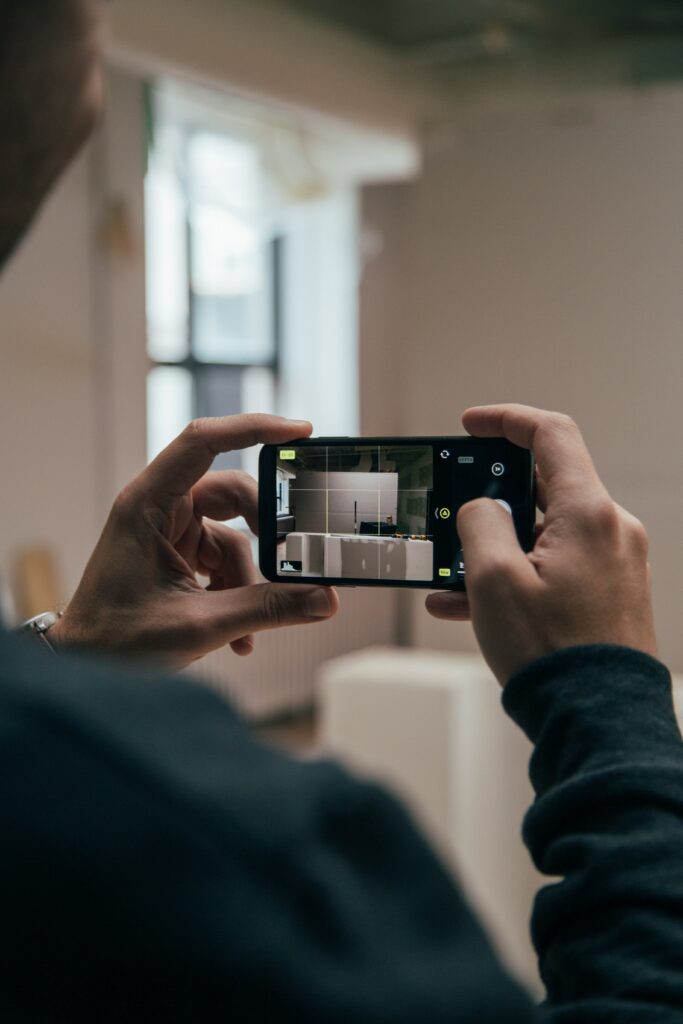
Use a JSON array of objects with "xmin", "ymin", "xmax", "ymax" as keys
[{"xmin": 0, "ymin": 0, "xmax": 104, "ymax": 267}]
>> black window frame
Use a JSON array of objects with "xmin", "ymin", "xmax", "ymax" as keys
[{"xmin": 147, "ymin": 123, "xmax": 283, "ymax": 422}]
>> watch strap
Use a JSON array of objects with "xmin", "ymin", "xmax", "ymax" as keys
[{"xmin": 19, "ymin": 611, "xmax": 63, "ymax": 654}]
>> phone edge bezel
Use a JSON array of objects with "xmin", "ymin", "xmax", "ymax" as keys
[{"xmin": 258, "ymin": 436, "xmax": 536, "ymax": 591}]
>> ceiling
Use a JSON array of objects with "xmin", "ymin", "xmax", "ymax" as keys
[
  {"xmin": 272, "ymin": 0, "xmax": 683, "ymax": 87},
  {"xmin": 275, "ymin": 1, "xmax": 683, "ymax": 49}
]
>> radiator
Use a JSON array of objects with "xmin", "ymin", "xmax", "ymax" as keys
[{"xmin": 187, "ymin": 588, "xmax": 399, "ymax": 721}]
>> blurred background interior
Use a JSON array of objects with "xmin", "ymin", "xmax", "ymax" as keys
[{"xmin": 2, "ymin": 0, "xmax": 683, "ymax": 994}]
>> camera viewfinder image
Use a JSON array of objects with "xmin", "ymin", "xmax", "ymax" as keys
[{"xmin": 276, "ymin": 445, "xmax": 434, "ymax": 581}]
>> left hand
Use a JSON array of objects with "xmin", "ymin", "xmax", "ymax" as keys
[{"xmin": 51, "ymin": 414, "xmax": 339, "ymax": 670}]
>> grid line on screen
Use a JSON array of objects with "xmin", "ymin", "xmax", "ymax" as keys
[{"xmin": 377, "ymin": 444, "xmax": 381, "ymax": 578}]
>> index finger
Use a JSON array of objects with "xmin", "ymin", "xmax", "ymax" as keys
[
  {"xmin": 133, "ymin": 414, "xmax": 313, "ymax": 507},
  {"xmin": 462, "ymin": 404, "xmax": 603, "ymax": 504}
]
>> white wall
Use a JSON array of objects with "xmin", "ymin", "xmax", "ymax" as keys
[
  {"xmin": 0, "ymin": 149, "xmax": 100, "ymax": 604},
  {"xmin": 361, "ymin": 86, "xmax": 683, "ymax": 671},
  {"xmin": 94, "ymin": 72, "xmax": 149, "ymax": 504},
  {"xmin": 0, "ymin": 70, "xmax": 148, "ymax": 614},
  {"xmin": 277, "ymin": 191, "xmax": 360, "ymax": 434}
]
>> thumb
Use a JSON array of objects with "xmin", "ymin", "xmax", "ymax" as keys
[
  {"xmin": 206, "ymin": 582, "xmax": 339, "ymax": 643},
  {"xmin": 457, "ymin": 499, "xmax": 534, "ymax": 593}
]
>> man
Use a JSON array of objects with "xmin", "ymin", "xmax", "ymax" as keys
[{"xmin": 2, "ymin": 2, "xmax": 682, "ymax": 1021}]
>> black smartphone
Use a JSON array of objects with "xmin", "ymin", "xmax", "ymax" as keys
[{"xmin": 259, "ymin": 437, "xmax": 535, "ymax": 590}]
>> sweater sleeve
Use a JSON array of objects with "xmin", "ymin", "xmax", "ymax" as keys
[
  {"xmin": 503, "ymin": 645, "xmax": 683, "ymax": 1023},
  {"xmin": 0, "ymin": 632, "xmax": 537, "ymax": 1024}
]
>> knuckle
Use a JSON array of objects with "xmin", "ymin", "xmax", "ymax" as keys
[
  {"xmin": 183, "ymin": 418, "xmax": 209, "ymax": 440},
  {"xmin": 552, "ymin": 411, "xmax": 576, "ymax": 431},
  {"xmin": 111, "ymin": 484, "xmax": 137, "ymax": 522},
  {"xmin": 261, "ymin": 585, "xmax": 287, "ymax": 627},
  {"xmin": 229, "ymin": 469, "xmax": 257, "ymax": 496},
  {"xmin": 628, "ymin": 517, "xmax": 650, "ymax": 556},
  {"xmin": 583, "ymin": 497, "xmax": 619, "ymax": 537},
  {"xmin": 546, "ymin": 412, "xmax": 578, "ymax": 442},
  {"xmin": 237, "ymin": 468, "xmax": 257, "ymax": 487},
  {"xmin": 232, "ymin": 530, "xmax": 253, "ymax": 558},
  {"xmin": 182, "ymin": 418, "xmax": 220, "ymax": 460},
  {"xmin": 471, "ymin": 556, "xmax": 518, "ymax": 593}
]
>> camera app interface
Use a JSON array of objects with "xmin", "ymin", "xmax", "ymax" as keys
[
  {"xmin": 273, "ymin": 440, "xmax": 530, "ymax": 585},
  {"xmin": 276, "ymin": 445, "xmax": 434, "ymax": 582}
]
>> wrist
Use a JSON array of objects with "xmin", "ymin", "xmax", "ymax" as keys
[{"xmin": 45, "ymin": 611, "xmax": 74, "ymax": 652}]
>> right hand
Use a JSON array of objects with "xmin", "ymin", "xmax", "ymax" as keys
[{"xmin": 426, "ymin": 404, "xmax": 657, "ymax": 685}]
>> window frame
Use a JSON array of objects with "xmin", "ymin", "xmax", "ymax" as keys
[{"xmin": 146, "ymin": 120, "xmax": 283, "ymax": 423}]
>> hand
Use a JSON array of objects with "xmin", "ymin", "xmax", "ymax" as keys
[
  {"xmin": 426, "ymin": 405, "xmax": 657, "ymax": 685},
  {"xmin": 51, "ymin": 414, "xmax": 339, "ymax": 670}
]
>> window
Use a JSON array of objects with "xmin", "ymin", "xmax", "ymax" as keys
[
  {"xmin": 146, "ymin": 100, "xmax": 278, "ymax": 476},
  {"xmin": 145, "ymin": 81, "xmax": 360, "ymax": 482}
]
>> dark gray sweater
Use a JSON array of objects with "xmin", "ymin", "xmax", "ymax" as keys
[{"xmin": 0, "ymin": 628, "xmax": 681, "ymax": 1021}]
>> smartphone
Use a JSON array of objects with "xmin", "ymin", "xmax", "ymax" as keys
[{"xmin": 259, "ymin": 436, "xmax": 535, "ymax": 590}]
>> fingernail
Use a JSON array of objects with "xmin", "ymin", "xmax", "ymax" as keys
[{"xmin": 304, "ymin": 588, "xmax": 333, "ymax": 618}]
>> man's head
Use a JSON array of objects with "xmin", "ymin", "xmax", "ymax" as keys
[{"xmin": 0, "ymin": 0, "xmax": 106, "ymax": 267}]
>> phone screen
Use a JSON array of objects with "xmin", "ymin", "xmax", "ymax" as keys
[{"xmin": 259, "ymin": 437, "xmax": 535, "ymax": 589}]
